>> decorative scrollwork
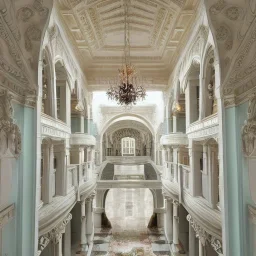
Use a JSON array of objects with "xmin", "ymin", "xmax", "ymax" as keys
[
  {"xmin": 242, "ymin": 94, "xmax": 256, "ymax": 156},
  {"xmin": 0, "ymin": 90, "xmax": 21, "ymax": 158},
  {"xmin": 186, "ymin": 214, "xmax": 223, "ymax": 254}
]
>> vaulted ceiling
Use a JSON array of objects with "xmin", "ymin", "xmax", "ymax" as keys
[{"xmin": 57, "ymin": 0, "xmax": 200, "ymax": 90}]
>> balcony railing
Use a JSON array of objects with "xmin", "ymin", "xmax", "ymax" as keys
[
  {"xmin": 163, "ymin": 162, "xmax": 191, "ymax": 194},
  {"xmin": 179, "ymin": 164, "xmax": 190, "ymax": 191},
  {"xmin": 66, "ymin": 161, "xmax": 94, "ymax": 194},
  {"xmin": 164, "ymin": 161, "xmax": 177, "ymax": 182}
]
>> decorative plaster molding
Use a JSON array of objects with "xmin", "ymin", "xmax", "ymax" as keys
[
  {"xmin": 248, "ymin": 205, "xmax": 256, "ymax": 224},
  {"xmin": 70, "ymin": 133, "xmax": 96, "ymax": 146},
  {"xmin": 41, "ymin": 114, "xmax": 71, "ymax": 139},
  {"xmin": 187, "ymin": 114, "xmax": 219, "ymax": 140},
  {"xmin": 187, "ymin": 214, "xmax": 223, "ymax": 254},
  {"xmin": 242, "ymin": 94, "xmax": 256, "ymax": 157},
  {"xmin": 160, "ymin": 133, "xmax": 188, "ymax": 146},
  {"xmin": 0, "ymin": 204, "xmax": 15, "ymax": 229},
  {"xmin": 0, "ymin": 90, "xmax": 21, "ymax": 158},
  {"xmin": 38, "ymin": 213, "xmax": 72, "ymax": 255}
]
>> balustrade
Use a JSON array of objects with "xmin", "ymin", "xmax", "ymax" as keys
[
  {"xmin": 65, "ymin": 162, "xmax": 94, "ymax": 194},
  {"xmin": 179, "ymin": 164, "xmax": 190, "ymax": 191},
  {"xmin": 164, "ymin": 161, "xmax": 176, "ymax": 181}
]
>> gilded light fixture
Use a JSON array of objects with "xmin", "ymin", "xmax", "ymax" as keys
[{"xmin": 106, "ymin": 0, "xmax": 146, "ymax": 106}]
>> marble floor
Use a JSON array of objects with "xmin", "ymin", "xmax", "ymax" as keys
[{"xmin": 92, "ymin": 188, "xmax": 170, "ymax": 256}]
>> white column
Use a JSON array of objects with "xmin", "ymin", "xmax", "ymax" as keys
[
  {"xmin": 189, "ymin": 140, "xmax": 202, "ymax": 196},
  {"xmin": 189, "ymin": 225, "xmax": 196, "ymax": 256},
  {"xmin": 173, "ymin": 147, "xmax": 179, "ymax": 182},
  {"xmin": 173, "ymin": 115, "xmax": 177, "ymax": 133},
  {"xmin": 199, "ymin": 239, "xmax": 204, "ymax": 256},
  {"xmin": 57, "ymin": 234, "xmax": 63, "ymax": 256},
  {"xmin": 80, "ymin": 115, "xmax": 84, "ymax": 133},
  {"xmin": 161, "ymin": 147, "xmax": 166, "ymax": 166},
  {"xmin": 164, "ymin": 198, "xmax": 173, "ymax": 243},
  {"xmin": 173, "ymin": 200, "xmax": 179, "ymax": 245},
  {"xmin": 64, "ymin": 222, "xmax": 71, "ymax": 256},
  {"xmin": 80, "ymin": 200, "xmax": 87, "ymax": 251},
  {"xmin": 85, "ymin": 196, "xmax": 94, "ymax": 245},
  {"xmin": 42, "ymin": 143, "xmax": 54, "ymax": 203}
]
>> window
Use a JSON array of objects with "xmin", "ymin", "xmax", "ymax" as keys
[{"xmin": 121, "ymin": 137, "xmax": 135, "ymax": 156}]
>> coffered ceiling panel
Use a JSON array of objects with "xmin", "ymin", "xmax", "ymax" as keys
[{"xmin": 57, "ymin": 0, "xmax": 200, "ymax": 89}]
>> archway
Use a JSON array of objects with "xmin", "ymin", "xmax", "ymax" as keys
[{"xmin": 105, "ymin": 188, "xmax": 154, "ymax": 233}]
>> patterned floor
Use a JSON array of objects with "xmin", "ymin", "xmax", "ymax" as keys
[{"xmin": 92, "ymin": 189, "xmax": 170, "ymax": 256}]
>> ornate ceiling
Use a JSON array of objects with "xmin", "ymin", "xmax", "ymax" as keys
[{"xmin": 57, "ymin": 0, "xmax": 200, "ymax": 89}]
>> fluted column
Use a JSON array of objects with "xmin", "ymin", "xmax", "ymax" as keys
[
  {"xmin": 80, "ymin": 200, "xmax": 87, "ymax": 252},
  {"xmin": 164, "ymin": 198, "xmax": 173, "ymax": 243}
]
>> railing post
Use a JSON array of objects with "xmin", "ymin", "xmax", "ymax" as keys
[{"xmin": 178, "ymin": 165, "xmax": 183, "ymax": 203}]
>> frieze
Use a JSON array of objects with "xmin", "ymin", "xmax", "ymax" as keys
[
  {"xmin": 41, "ymin": 114, "xmax": 71, "ymax": 139},
  {"xmin": 38, "ymin": 213, "xmax": 72, "ymax": 255},
  {"xmin": 187, "ymin": 114, "xmax": 218, "ymax": 139}
]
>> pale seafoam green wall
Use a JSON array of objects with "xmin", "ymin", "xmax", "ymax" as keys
[
  {"xmin": 2, "ymin": 102, "xmax": 37, "ymax": 256},
  {"xmin": 224, "ymin": 101, "xmax": 255, "ymax": 256}
]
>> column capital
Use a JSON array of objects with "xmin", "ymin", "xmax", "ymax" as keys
[
  {"xmin": 85, "ymin": 192, "xmax": 96, "ymax": 203},
  {"xmin": 172, "ymin": 199, "xmax": 179, "ymax": 207}
]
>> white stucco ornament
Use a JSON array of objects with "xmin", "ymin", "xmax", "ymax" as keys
[
  {"xmin": 242, "ymin": 94, "xmax": 256, "ymax": 204},
  {"xmin": 0, "ymin": 90, "xmax": 21, "ymax": 158}
]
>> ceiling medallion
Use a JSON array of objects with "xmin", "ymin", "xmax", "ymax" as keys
[{"xmin": 106, "ymin": 0, "xmax": 146, "ymax": 106}]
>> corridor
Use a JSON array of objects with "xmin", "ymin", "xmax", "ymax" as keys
[{"xmin": 92, "ymin": 189, "xmax": 169, "ymax": 255}]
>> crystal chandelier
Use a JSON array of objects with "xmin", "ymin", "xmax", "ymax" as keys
[{"xmin": 106, "ymin": 0, "xmax": 146, "ymax": 106}]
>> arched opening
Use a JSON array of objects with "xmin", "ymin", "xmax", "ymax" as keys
[
  {"xmin": 105, "ymin": 187, "xmax": 153, "ymax": 235},
  {"xmin": 102, "ymin": 120, "xmax": 153, "ymax": 159},
  {"xmin": 121, "ymin": 137, "xmax": 135, "ymax": 156},
  {"xmin": 204, "ymin": 49, "xmax": 217, "ymax": 117},
  {"xmin": 173, "ymin": 81, "xmax": 186, "ymax": 133},
  {"xmin": 41, "ymin": 50, "xmax": 53, "ymax": 116},
  {"xmin": 185, "ymin": 59, "xmax": 200, "ymax": 126},
  {"xmin": 55, "ymin": 61, "xmax": 70, "ymax": 123},
  {"xmin": 201, "ymin": 138, "xmax": 220, "ymax": 209}
]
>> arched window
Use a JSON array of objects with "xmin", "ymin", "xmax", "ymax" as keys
[{"xmin": 121, "ymin": 137, "xmax": 135, "ymax": 156}]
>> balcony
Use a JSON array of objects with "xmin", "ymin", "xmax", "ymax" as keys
[
  {"xmin": 41, "ymin": 113, "xmax": 71, "ymax": 139},
  {"xmin": 38, "ymin": 161, "xmax": 96, "ymax": 235},
  {"xmin": 186, "ymin": 113, "xmax": 218, "ymax": 139},
  {"xmin": 160, "ymin": 132, "xmax": 188, "ymax": 146},
  {"xmin": 162, "ymin": 162, "xmax": 222, "ymax": 238},
  {"xmin": 70, "ymin": 133, "xmax": 96, "ymax": 146},
  {"xmin": 105, "ymin": 156, "xmax": 151, "ymax": 164}
]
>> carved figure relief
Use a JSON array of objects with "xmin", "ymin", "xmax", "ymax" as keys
[
  {"xmin": 242, "ymin": 94, "xmax": 256, "ymax": 157},
  {"xmin": 0, "ymin": 90, "xmax": 21, "ymax": 158}
]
